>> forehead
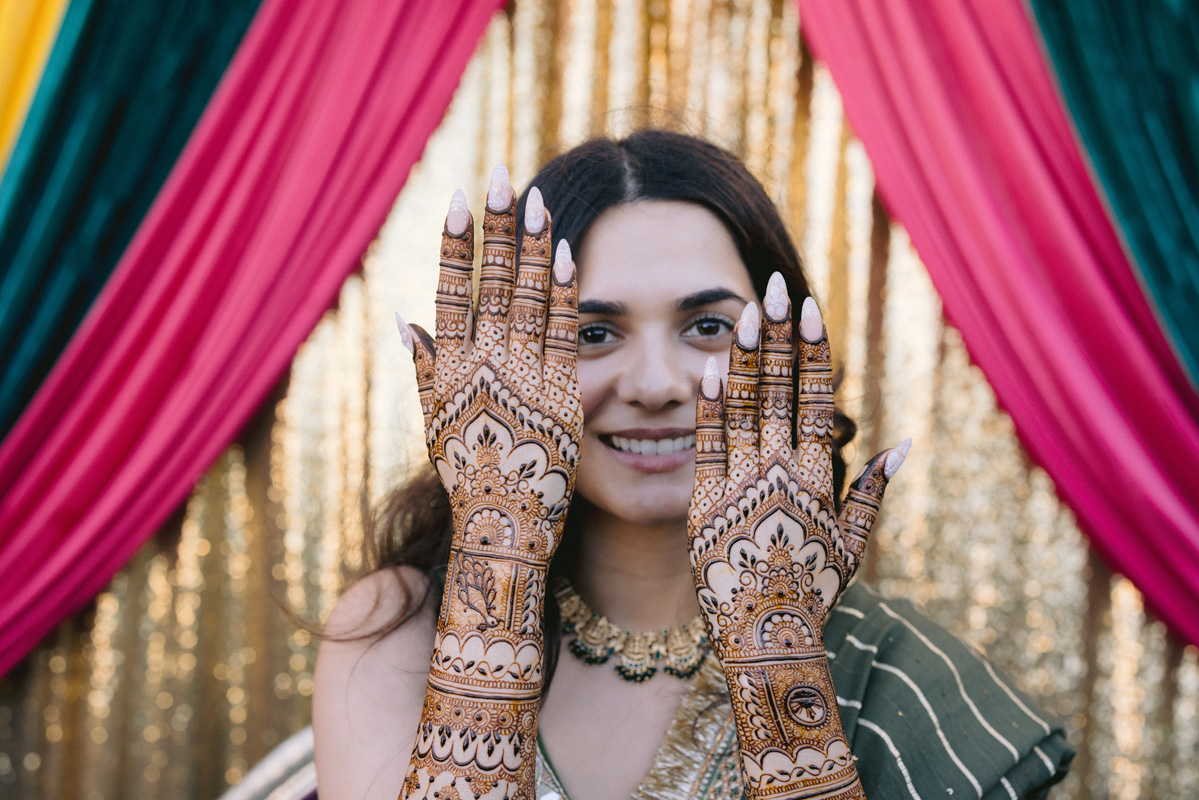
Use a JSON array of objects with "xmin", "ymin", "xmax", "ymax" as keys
[{"xmin": 574, "ymin": 200, "xmax": 755, "ymax": 304}]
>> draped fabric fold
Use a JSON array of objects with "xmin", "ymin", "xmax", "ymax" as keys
[
  {"xmin": 0, "ymin": 0, "xmax": 264, "ymax": 438},
  {"xmin": 798, "ymin": 0, "xmax": 1199, "ymax": 644},
  {"xmin": 0, "ymin": 0, "xmax": 505, "ymax": 676},
  {"xmin": 0, "ymin": 0, "xmax": 69, "ymax": 169},
  {"xmin": 1028, "ymin": 0, "xmax": 1199, "ymax": 389}
]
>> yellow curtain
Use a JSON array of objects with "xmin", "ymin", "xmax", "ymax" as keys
[{"xmin": 0, "ymin": 0, "xmax": 69, "ymax": 171}]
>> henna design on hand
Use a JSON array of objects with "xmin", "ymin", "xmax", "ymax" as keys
[
  {"xmin": 399, "ymin": 169, "xmax": 581, "ymax": 800},
  {"xmin": 689, "ymin": 274, "xmax": 908, "ymax": 800}
]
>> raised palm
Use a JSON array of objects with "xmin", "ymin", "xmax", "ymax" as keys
[
  {"xmin": 406, "ymin": 180, "xmax": 582, "ymax": 566},
  {"xmin": 688, "ymin": 274, "xmax": 904, "ymax": 799}
]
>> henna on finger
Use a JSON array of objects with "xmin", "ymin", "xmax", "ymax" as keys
[
  {"xmin": 726, "ymin": 303, "xmax": 762, "ymax": 486},
  {"xmin": 435, "ymin": 189, "xmax": 474, "ymax": 378},
  {"xmin": 795, "ymin": 297, "xmax": 836, "ymax": 510},
  {"xmin": 543, "ymin": 240, "xmax": 579, "ymax": 386},
  {"xmin": 838, "ymin": 439, "xmax": 910, "ymax": 572},
  {"xmin": 689, "ymin": 276, "xmax": 887, "ymax": 800},
  {"xmin": 690, "ymin": 357, "xmax": 727, "ymax": 555},
  {"xmin": 475, "ymin": 164, "xmax": 518, "ymax": 359},
  {"xmin": 542, "ymin": 241, "xmax": 581, "ymax": 429},
  {"xmin": 401, "ymin": 168, "xmax": 582, "ymax": 800},
  {"xmin": 759, "ymin": 273, "xmax": 794, "ymax": 467},
  {"xmin": 406, "ymin": 321, "xmax": 437, "ymax": 442},
  {"xmin": 507, "ymin": 187, "xmax": 552, "ymax": 382}
]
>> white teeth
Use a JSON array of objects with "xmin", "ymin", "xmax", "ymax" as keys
[{"xmin": 609, "ymin": 435, "xmax": 696, "ymax": 455}]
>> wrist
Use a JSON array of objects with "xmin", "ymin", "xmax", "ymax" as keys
[
  {"xmin": 723, "ymin": 655, "xmax": 863, "ymax": 800},
  {"xmin": 431, "ymin": 547, "xmax": 548, "ymax": 697}
]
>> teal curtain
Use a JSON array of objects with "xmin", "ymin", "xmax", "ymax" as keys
[
  {"xmin": 1029, "ymin": 0, "xmax": 1199, "ymax": 385},
  {"xmin": 0, "ymin": 0, "xmax": 263, "ymax": 437}
]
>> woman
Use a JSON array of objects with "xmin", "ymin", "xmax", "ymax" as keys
[{"xmin": 312, "ymin": 132, "xmax": 1072, "ymax": 800}]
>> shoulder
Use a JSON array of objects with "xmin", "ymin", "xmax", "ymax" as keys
[
  {"xmin": 312, "ymin": 566, "xmax": 439, "ymax": 800},
  {"xmin": 825, "ymin": 582, "xmax": 1074, "ymax": 800}
]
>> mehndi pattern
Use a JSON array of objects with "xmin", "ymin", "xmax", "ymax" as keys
[
  {"xmin": 688, "ymin": 277, "xmax": 903, "ymax": 800},
  {"xmin": 400, "ymin": 175, "xmax": 581, "ymax": 800}
]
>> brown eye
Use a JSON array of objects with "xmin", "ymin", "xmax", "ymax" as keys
[
  {"xmin": 579, "ymin": 324, "xmax": 616, "ymax": 346},
  {"xmin": 683, "ymin": 314, "xmax": 734, "ymax": 340}
]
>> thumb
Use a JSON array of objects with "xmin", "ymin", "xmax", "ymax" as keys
[
  {"xmin": 838, "ymin": 438, "xmax": 911, "ymax": 579},
  {"xmin": 402, "ymin": 318, "xmax": 437, "ymax": 439}
]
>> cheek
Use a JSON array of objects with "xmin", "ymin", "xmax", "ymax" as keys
[{"xmin": 576, "ymin": 360, "xmax": 611, "ymax": 419}]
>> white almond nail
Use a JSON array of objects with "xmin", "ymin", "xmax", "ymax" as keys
[
  {"xmin": 800, "ymin": 297, "xmax": 823, "ymax": 342},
  {"xmin": 487, "ymin": 163, "xmax": 514, "ymax": 211},
  {"xmin": 883, "ymin": 442, "xmax": 909, "ymax": 479},
  {"xmin": 737, "ymin": 303, "xmax": 760, "ymax": 349},
  {"xmin": 702, "ymin": 356, "xmax": 720, "ymax": 398},
  {"xmin": 395, "ymin": 312, "xmax": 414, "ymax": 354},
  {"xmin": 763, "ymin": 272, "xmax": 790, "ymax": 321},
  {"xmin": 525, "ymin": 186, "xmax": 546, "ymax": 234},
  {"xmin": 898, "ymin": 437, "xmax": 912, "ymax": 458},
  {"xmin": 446, "ymin": 188, "xmax": 469, "ymax": 236},
  {"xmin": 554, "ymin": 239, "xmax": 574, "ymax": 282}
]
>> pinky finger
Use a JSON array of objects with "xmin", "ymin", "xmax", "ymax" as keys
[{"xmin": 838, "ymin": 438, "xmax": 911, "ymax": 578}]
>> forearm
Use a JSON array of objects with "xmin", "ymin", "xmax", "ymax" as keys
[
  {"xmin": 402, "ymin": 546, "xmax": 547, "ymax": 800},
  {"xmin": 724, "ymin": 652, "xmax": 863, "ymax": 800}
]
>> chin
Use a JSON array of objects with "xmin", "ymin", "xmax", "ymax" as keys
[{"xmin": 576, "ymin": 474, "xmax": 694, "ymax": 526}]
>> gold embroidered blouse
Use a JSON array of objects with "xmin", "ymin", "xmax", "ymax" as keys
[{"xmin": 533, "ymin": 654, "xmax": 742, "ymax": 800}]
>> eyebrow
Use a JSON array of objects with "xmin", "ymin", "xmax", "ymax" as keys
[{"xmin": 577, "ymin": 288, "xmax": 747, "ymax": 316}]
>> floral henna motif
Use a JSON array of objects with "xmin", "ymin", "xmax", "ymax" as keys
[
  {"xmin": 689, "ymin": 275, "xmax": 907, "ymax": 800},
  {"xmin": 399, "ymin": 171, "xmax": 581, "ymax": 800}
]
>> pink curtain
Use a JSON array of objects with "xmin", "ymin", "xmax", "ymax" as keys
[
  {"xmin": 798, "ymin": 0, "xmax": 1199, "ymax": 643},
  {"xmin": 0, "ymin": 0, "xmax": 504, "ymax": 676}
]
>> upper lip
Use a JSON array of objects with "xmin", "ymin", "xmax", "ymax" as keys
[{"xmin": 600, "ymin": 428, "xmax": 695, "ymax": 439}]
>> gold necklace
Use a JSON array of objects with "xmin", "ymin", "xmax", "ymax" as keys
[{"xmin": 554, "ymin": 579, "xmax": 709, "ymax": 683}]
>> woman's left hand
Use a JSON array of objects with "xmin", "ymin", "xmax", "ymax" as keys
[{"xmin": 688, "ymin": 272, "xmax": 907, "ymax": 800}]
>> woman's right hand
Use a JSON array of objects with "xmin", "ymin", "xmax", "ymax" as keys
[
  {"xmin": 401, "ymin": 165, "xmax": 582, "ymax": 569},
  {"xmin": 396, "ymin": 166, "xmax": 580, "ymax": 799}
]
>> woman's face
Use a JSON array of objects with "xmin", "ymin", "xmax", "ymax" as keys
[{"xmin": 573, "ymin": 200, "xmax": 757, "ymax": 525}]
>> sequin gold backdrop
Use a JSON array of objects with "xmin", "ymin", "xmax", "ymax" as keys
[{"xmin": 2, "ymin": 2, "xmax": 1196, "ymax": 798}]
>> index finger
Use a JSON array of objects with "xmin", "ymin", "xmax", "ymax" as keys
[{"xmin": 435, "ymin": 189, "xmax": 474, "ymax": 376}]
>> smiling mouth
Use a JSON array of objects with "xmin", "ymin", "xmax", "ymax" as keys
[{"xmin": 600, "ymin": 434, "xmax": 697, "ymax": 456}]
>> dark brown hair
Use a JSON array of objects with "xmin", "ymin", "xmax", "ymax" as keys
[{"xmin": 361, "ymin": 131, "xmax": 856, "ymax": 694}]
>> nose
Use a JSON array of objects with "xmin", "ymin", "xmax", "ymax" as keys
[{"xmin": 614, "ymin": 331, "xmax": 695, "ymax": 411}]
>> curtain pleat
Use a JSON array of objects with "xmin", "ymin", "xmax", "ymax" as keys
[
  {"xmin": 0, "ymin": 0, "xmax": 263, "ymax": 438},
  {"xmin": 0, "ymin": 0, "xmax": 505, "ymax": 677},
  {"xmin": 798, "ymin": 0, "xmax": 1199, "ymax": 645},
  {"xmin": 1028, "ymin": 0, "xmax": 1199, "ymax": 389},
  {"xmin": 0, "ymin": 0, "xmax": 69, "ymax": 169}
]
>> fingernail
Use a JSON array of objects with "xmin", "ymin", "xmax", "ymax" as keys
[
  {"xmin": 883, "ymin": 439, "xmax": 911, "ymax": 478},
  {"xmin": 763, "ymin": 272, "xmax": 790, "ymax": 322},
  {"xmin": 395, "ymin": 312, "xmax": 414, "ymax": 354},
  {"xmin": 737, "ymin": 303, "xmax": 760, "ymax": 349},
  {"xmin": 487, "ymin": 163, "xmax": 514, "ymax": 211},
  {"xmin": 800, "ymin": 297, "xmax": 823, "ymax": 342},
  {"xmin": 446, "ymin": 188, "xmax": 469, "ymax": 236},
  {"xmin": 701, "ymin": 356, "xmax": 721, "ymax": 399},
  {"xmin": 553, "ymin": 239, "xmax": 574, "ymax": 283},
  {"xmin": 525, "ymin": 186, "xmax": 546, "ymax": 234}
]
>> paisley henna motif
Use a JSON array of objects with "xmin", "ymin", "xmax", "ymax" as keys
[
  {"xmin": 689, "ymin": 275, "xmax": 905, "ymax": 800},
  {"xmin": 400, "ymin": 175, "xmax": 581, "ymax": 800}
]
